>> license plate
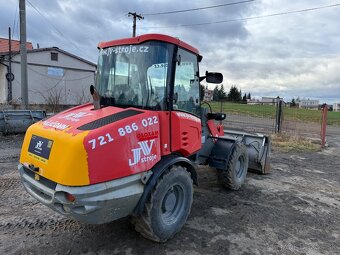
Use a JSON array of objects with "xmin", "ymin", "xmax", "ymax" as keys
[{"xmin": 28, "ymin": 135, "xmax": 54, "ymax": 164}]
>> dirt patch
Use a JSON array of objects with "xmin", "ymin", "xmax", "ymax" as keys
[{"xmin": 0, "ymin": 132, "xmax": 340, "ymax": 255}]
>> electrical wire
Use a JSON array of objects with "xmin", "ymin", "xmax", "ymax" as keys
[
  {"xmin": 12, "ymin": 2, "xmax": 18, "ymax": 38},
  {"xmin": 142, "ymin": 0, "xmax": 255, "ymax": 16},
  {"xmin": 26, "ymin": 0, "xmax": 89, "ymax": 58},
  {"xmin": 27, "ymin": 66, "xmax": 94, "ymax": 81},
  {"xmin": 142, "ymin": 3, "xmax": 340, "ymax": 29},
  {"xmin": 26, "ymin": 0, "xmax": 65, "ymax": 37}
]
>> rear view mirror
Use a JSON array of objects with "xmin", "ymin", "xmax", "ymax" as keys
[{"xmin": 200, "ymin": 71, "xmax": 223, "ymax": 83}]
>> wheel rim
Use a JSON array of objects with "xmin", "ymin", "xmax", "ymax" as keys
[
  {"xmin": 161, "ymin": 184, "xmax": 185, "ymax": 225},
  {"xmin": 236, "ymin": 155, "xmax": 245, "ymax": 179}
]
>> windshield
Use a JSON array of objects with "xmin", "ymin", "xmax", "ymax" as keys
[{"xmin": 95, "ymin": 41, "xmax": 174, "ymax": 110}]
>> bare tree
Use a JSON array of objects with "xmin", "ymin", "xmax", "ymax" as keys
[
  {"xmin": 35, "ymin": 87, "xmax": 64, "ymax": 113},
  {"xmin": 75, "ymin": 87, "xmax": 91, "ymax": 105}
]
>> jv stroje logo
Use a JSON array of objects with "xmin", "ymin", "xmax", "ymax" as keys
[
  {"xmin": 35, "ymin": 141, "xmax": 43, "ymax": 151},
  {"xmin": 128, "ymin": 139, "xmax": 157, "ymax": 166}
]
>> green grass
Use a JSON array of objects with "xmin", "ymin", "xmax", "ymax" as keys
[
  {"xmin": 327, "ymin": 111, "xmax": 340, "ymax": 126},
  {"xmin": 204, "ymin": 101, "xmax": 340, "ymax": 126}
]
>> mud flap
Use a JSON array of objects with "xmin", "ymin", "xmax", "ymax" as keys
[{"xmin": 208, "ymin": 138, "xmax": 237, "ymax": 170}]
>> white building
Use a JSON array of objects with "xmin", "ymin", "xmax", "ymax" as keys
[
  {"xmin": 298, "ymin": 99, "xmax": 319, "ymax": 110},
  {"xmin": 333, "ymin": 102, "xmax": 340, "ymax": 112},
  {"xmin": 204, "ymin": 88, "xmax": 213, "ymax": 101},
  {"xmin": 261, "ymin": 96, "xmax": 283, "ymax": 105},
  {"xmin": 0, "ymin": 44, "xmax": 96, "ymax": 105},
  {"xmin": 246, "ymin": 98, "xmax": 261, "ymax": 105}
]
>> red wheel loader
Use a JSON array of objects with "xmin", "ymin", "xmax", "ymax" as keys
[{"xmin": 18, "ymin": 34, "xmax": 270, "ymax": 242}]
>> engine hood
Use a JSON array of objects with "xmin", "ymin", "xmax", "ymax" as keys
[
  {"xmin": 19, "ymin": 104, "xmax": 161, "ymax": 186},
  {"xmin": 40, "ymin": 103, "xmax": 143, "ymax": 134}
]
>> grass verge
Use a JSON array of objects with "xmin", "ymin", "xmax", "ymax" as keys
[
  {"xmin": 270, "ymin": 133, "xmax": 320, "ymax": 152},
  {"xmin": 206, "ymin": 101, "xmax": 340, "ymax": 126}
]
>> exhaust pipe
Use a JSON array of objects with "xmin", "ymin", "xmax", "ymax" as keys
[{"xmin": 90, "ymin": 85, "xmax": 100, "ymax": 110}]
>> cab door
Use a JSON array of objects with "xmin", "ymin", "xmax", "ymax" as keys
[{"xmin": 171, "ymin": 48, "xmax": 202, "ymax": 156}]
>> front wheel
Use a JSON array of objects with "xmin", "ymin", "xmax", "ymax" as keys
[
  {"xmin": 132, "ymin": 165, "xmax": 193, "ymax": 242},
  {"xmin": 218, "ymin": 142, "xmax": 248, "ymax": 190}
]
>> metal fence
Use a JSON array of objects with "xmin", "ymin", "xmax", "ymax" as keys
[
  {"xmin": 0, "ymin": 110, "xmax": 46, "ymax": 134},
  {"xmin": 223, "ymin": 112, "xmax": 276, "ymax": 135},
  {"xmin": 212, "ymin": 100, "xmax": 325, "ymax": 142},
  {"xmin": 280, "ymin": 106, "xmax": 323, "ymax": 140},
  {"xmin": 215, "ymin": 101, "xmax": 277, "ymax": 135}
]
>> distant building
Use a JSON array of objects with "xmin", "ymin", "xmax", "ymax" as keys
[
  {"xmin": 333, "ymin": 102, "xmax": 340, "ymax": 112},
  {"xmin": 0, "ymin": 38, "xmax": 96, "ymax": 105},
  {"xmin": 261, "ymin": 96, "xmax": 283, "ymax": 105},
  {"xmin": 204, "ymin": 88, "xmax": 213, "ymax": 101},
  {"xmin": 246, "ymin": 98, "xmax": 261, "ymax": 105},
  {"xmin": 298, "ymin": 99, "xmax": 319, "ymax": 110}
]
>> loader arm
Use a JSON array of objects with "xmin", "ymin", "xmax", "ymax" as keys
[{"xmin": 197, "ymin": 107, "xmax": 271, "ymax": 174}]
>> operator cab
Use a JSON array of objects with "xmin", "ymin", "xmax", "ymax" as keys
[{"xmin": 94, "ymin": 34, "xmax": 222, "ymax": 117}]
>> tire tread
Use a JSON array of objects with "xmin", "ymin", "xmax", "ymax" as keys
[
  {"xmin": 132, "ymin": 165, "xmax": 192, "ymax": 242},
  {"xmin": 218, "ymin": 142, "xmax": 248, "ymax": 190}
]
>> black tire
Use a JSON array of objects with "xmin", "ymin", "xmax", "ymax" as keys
[
  {"xmin": 132, "ymin": 165, "xmax": 193, "ymax": 242},
  {"xmin": 218, "ymin": 142, "xmax": 248, "ymax": 190}
]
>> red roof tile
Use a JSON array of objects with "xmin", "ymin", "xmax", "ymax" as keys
[{"xmin": 0, "ymin": 38, "xmax": 33, "ymax": 53}]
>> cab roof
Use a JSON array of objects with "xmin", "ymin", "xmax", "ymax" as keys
[{"xmin": 98, "ymin": 33, "xmax": 201, "ymax": 58}]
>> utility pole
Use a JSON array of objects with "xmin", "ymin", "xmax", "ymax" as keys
[
  {"xmin": 19, "ymin": 0, "xmax": 28, "ymax": 109},
  {"xmin": 128, "ymin": 12, "xmax": 144, "ymax": 37}
]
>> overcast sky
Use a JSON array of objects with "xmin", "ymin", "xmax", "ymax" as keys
[{"xmin": 1, "ymin": 0, "xmax": 340, "ymax": 103}]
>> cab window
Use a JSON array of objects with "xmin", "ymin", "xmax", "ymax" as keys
[{"xmin": 173, "ymin": 48, "xmax": 199, "ymax": 115}]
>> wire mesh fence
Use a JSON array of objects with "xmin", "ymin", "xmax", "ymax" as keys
[
  {"xmin": 281, "ymin": 106, "xmax": 323, "ymax": 140},
  {"xmin": 208, "ymin": 101, "xmax": 324, "ymax": 141},
  {"xmin": 208, "ymin": 101, "xmax": 277, "ymax": 135},
  {"xmin": 223, "ymin": 112, "xmax": 276, "ymax": 135}
]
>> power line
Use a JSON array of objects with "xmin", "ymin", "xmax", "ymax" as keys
[
  {"xmin": 142, "ymin": 3, "xmax": 340, "ymax": 29},
  {"xmin": 26, "ymin": 0, "xmax": 88, "ymax": 57},
  {"xmin": 26, "ymin": 1, "xmax": 65, "ymax": 38},
  {"xmin": 27, "ymin": 66, "xmax": 94, "ymax": 81},
  {"xmin": 143, "ymin": 0, "xmax": 255, "ymax": 16},
  {"xmin": 12, "ymin": 2, "xmax": 18, "ymax": 38}
]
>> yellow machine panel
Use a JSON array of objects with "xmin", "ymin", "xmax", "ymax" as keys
[{"xmin": 20, "ymin": 122, "xmax": 90, "ymax": 186}]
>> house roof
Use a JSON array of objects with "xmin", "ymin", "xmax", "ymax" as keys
[
  {"xmin": 1, "ymin": 46, "xmax": 96, "ymax": 67},
  {"xmin": 0, "ymin": 37, "xmax": 33, "ymax": 53},
  {"xmin": 28, "ymin": 47, "xmax": 96, "ymax": 67}
]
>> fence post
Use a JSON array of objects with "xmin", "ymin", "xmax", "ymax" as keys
[
  {"xmin": 321, "ymin": 104, "xmax": 328, "ymax": 148},
  {"xmin": 275, "ymin": 97, "xmax": 283, "ymax": 133}
]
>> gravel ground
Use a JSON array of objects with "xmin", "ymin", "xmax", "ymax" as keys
[{"xmin": 0, "ymin": 130, "xmax": 340, "ymax": 255}]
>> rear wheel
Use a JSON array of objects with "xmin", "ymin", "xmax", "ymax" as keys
[
  {"xmin": 132, "ymin": 165, "xmax": 193, "ymax": 242},
  {"xmin": 218, "ymin": 142, "xmax": 248, "ymax": 190}
]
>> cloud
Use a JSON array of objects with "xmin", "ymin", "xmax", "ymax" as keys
[{"xmin": 0, "ymin": 0, "xmax": 339, "ymax": 103}]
